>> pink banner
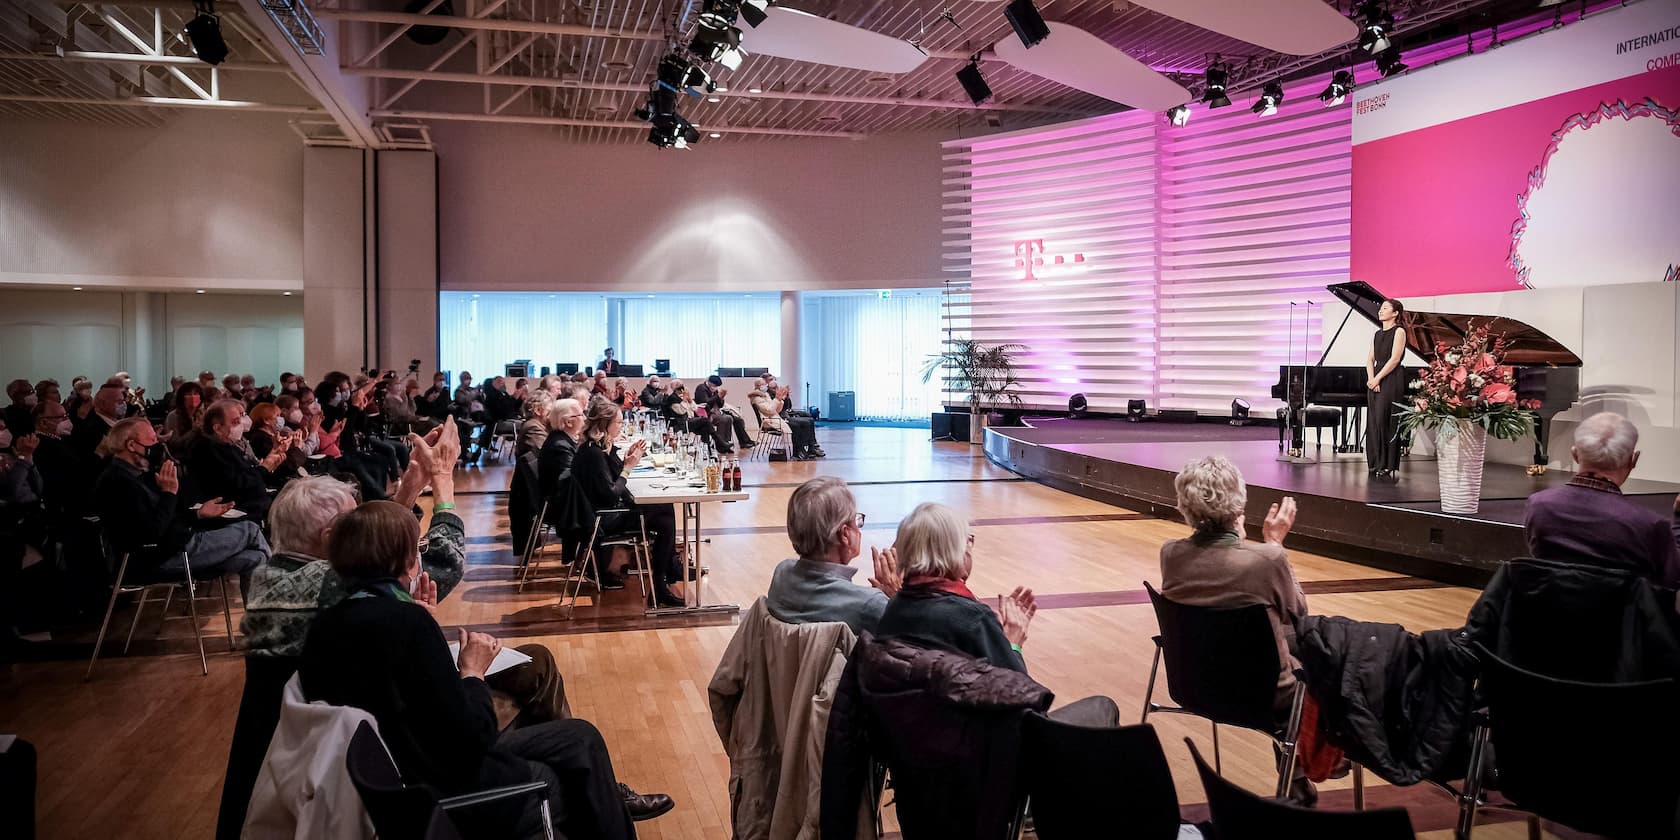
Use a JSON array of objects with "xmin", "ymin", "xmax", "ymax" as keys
[{"xmin": 1352, "ymin": 64, "xmax": 1680, "ymax": 297}]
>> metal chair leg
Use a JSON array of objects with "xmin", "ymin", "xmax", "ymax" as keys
[
  {"xmin": 1212, "ymin": 722, "xmax": 1222, "ymax": 775},
  {"xmin": 1141, "ymin": 644, "xmax": 1162, "ymax": 723},
  {"xmin": 155, "ymin": 587, "xmax": 175, "ymax": 635},
  {"xmin": 183, "ymin": 563, "xmax": 208, "ymax": 675},
  {"xmin": 86, "ymin": 556, "xmax": 132, "ymax": 681},
  {"xmin": 1274, "ymin": 682, "xmax": 1306, "ymax": 799},
  {"xmin": 539, "ymin": 799, "xmax": 555, "ymax": 840},
  {"xmin": 220, "ymin": 576, "xmax": 236, "ymax": 652},
  {"xmin": 1456, "ymin": 725, "xmax": 1490, "ymax": 840},
  {"xmin": 123, "ymin": 586, "xmax": 152, "ymax": 654}
]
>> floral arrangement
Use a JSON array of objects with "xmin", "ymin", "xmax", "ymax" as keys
[{"xmin": 1396, "ymin": 322, "xmax": 1539, "ymax": 442}]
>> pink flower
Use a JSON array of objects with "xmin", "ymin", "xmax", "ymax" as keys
[
  {"xmin": 1452, "ymin": 367, "xmax": 1468, "ymax": 385},
  {"xmin": 1482, "ymin": 383, "xmax": 1516, "ymax": 404},
  {"xmin": 1415, "ymin": 398, "xmax": 1429, "ymax": 410},
  {"xmin": 1518, "ymin": 398, "xmax": 1541, "ymax": 410}
]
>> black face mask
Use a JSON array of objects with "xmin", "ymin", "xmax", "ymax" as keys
[{"xmin": 143, "ymin": 442, "xmax": 168, "ymax": 472}]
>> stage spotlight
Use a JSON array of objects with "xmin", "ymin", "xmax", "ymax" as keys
[
  {"xmin": 647, "ymin": 114, "xmax": 701, "ymax": 149},
  {"xmin": 1068, "ymin": 393, "xmax": 1089, "ymax": 418},
  {"xmin": 184, "ymin": 1, "xmax": 228, "ymax": 65},
  {"xmin": 1230, "ymin": 398, "xmax": 1251, "ymax": 426},
  {"xmin": 1004, "ymin": 0, "xmax": 1050, "ymax": 49},
  {"xmin": 657, "ymin": 53, "xmax": 714, "ymax": 95},
  {"xmin": 691, "ymin": 14, "xmax": 745, "ymax": 69},
  {"xmin": 1127, "ymin": 399, "xmax": 1147, "ymax": 422},
  {"xmin": 1165, "ymin": 104, "xmax": 1191, "ymax": 126},
  {"xmin": 740, "ymin": 0, "xmax": 769, "ymax": 28},
  {"xmin": 956, "ymin": 59, "xmax": 991, "ymax": 104},
  {"xmin": 1376, "ymin": 46, "xmax": 1408, "ymax": 77},
  {"xmin": 1251, "ymin": 81, "xmax": 1283, "ymax": 117},
  {"xmin": 1356, "ymin": 2, "xmax": 1395, "ymax": 54},
  {"xmin": 1200, "ymin": 59, "xmax": 1231, "ymax": 108},
  {"xmin": 1320, "ymin": 69, "xmax": 1354, "ymax": 106}
]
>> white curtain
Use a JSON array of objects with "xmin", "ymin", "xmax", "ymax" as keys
[
  {"xmin": 619, "ymin": 296, "xmax": 781, "ymax": 379},
  {"xmin": 439, "ymin": 292, "xmax": 608, "ymax": 379},
  {"xmin": 806, "ymin": 291, "xmax": 945, "ymax": 421}
]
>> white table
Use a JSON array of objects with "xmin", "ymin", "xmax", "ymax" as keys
[{"xmin": 626, "ymin": 472, "xmax": 749, "ymax": 617}]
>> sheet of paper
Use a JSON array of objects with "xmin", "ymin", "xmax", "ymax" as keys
[{"xmin": 447, "ymin": 642, "xmax": 533, "ymax": 676}]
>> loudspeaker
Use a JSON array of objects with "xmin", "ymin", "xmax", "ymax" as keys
[
  {"xmin": 931, "ymin": 411, "xmax": 970, "ymax": 442},
  {"xmin": 1004, "ymin": 0, "xmax": 1050, "ymax": 48},
  {"xmin": 1159, "ymin": 409, "xmax": 1199, "ymax": 423},
  {"xmin": 956, "ymin": 62, "xmax": 991, "ymax": 105},
  {"xmin": 1127, "ymin": 399, "xmax": 1147, "ymax": 422},
  {"xmin": 1068, "ymin": 393, "xmax": 1088, "ymax": 418}
]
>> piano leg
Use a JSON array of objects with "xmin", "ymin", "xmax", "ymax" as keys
[{"xmin": 1527, "ymin": 410, "xmax": 1550, "ymax": 476}]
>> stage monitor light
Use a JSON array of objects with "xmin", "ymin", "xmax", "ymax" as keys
[
  {"xmin": 1200, "ymin": 59, "xmax": 1230, "ymax": 108},
  {"xmin": 1251, "ymin": 81, "xmax": 1283, "ymax": 117},
  {"xmin": 1165, "ymin": 104, "xmax": 1191, "ymax": 126},
  {"xmin": 1127, "ymin": 399, "xmax": 1147, "ymax": 422},
  {"xmin": 1230, "ymin": 398, "xmax": 1251, "ymax": 426},
  {"xmin": 1356, "ymin": 2, "xmax": 1394, "ymax": 54},
  {"xmin": 956, "ymin": 59, "xmax": 991, "ymax": 105},
  {"xmin": 691, "ymin": 16, "xmax": 743, "ymax": 66},
  {"xmin": 1004, "ymin": 0, "xmax": 1050, "ymax": 49},
  {"xmin": 739, "ymin": 0, "xmax": 769, "ymax": 28},
  {"xmin": 184, "ymin": 3, "xmax": 228, "ymax": 65},
  {"xmin": 1320, "ymin": 69, "xmax": 1354, "ymax": 106},
  {"xmin": 1375, "ymin": 46, "xmax": 1408, "ymax": 78},
  {"xmin": 1068, "ymin": 393, "xmax": 1088, "ymax": 418}
]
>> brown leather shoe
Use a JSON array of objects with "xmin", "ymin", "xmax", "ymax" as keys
[{"xmin": 620, "ymin": 783, "xmax": 675, "ymax": 821}]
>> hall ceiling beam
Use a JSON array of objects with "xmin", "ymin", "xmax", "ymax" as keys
[
  {"xmin": 0, "ymin": 50, "xmax": 293, "ymax": 72},
  {"xmin": 0, "ymin": 92, "xmax": 322, "ymax": 112},
  {"xmin": 342, "ymin": 67, "xmax": 1081, "ymax": 114},
  {"xmin": 371, "ymin": 107, "xmax": 860, "ymax": 139}
]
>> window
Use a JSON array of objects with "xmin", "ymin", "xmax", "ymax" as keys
[
  {"xmin": 802, "ymin": 290, "xmax": 945, "ymax": 421},
  {"xmin": 619, "ymin": 295, "xmax": 781, "ymax": 379},
  {"xmin": 439, "ymin": 292, "xmax": 607, "ymax": 379}
]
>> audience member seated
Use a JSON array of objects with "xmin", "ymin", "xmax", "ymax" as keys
[
  {"xmin": 62, "ymin": 377, "xmax": 92, "ymax": 419},
  {"xmin": 661, "ymin": 381, "xmax": 730, "ymax": 453},
  {"xmin": 190, "ymin": 399, "xmax": 285, "ymax": 521},
  {"xmin": 163, "ymin": 381, "xmax": 206, "ymax": 460},
  {"xmin": 750, "ymin": 375, "xmax": 822, "ymax": 460},
  {"xmin": 766, "ymin": 477, "xmax": 896, "ymax": 634},
  {"xmin": 245, "ymin": 403, "xmax": 303, "ymax": 489},
  {"xmin": 93, "ymin": 418, "xmax": 268, "ymax": 594},
  {"xmin": 697, "ymin": 375, "xmax": 754, "ymax": 450},
  {"xmin": 611, "ymin": 378, "xmax": 638, "ymax": 412},
  {"xmin": 875, "ymin": 502, "xmax": 1119, "ymax": 724},
  {"xmin": 297, "ymin": 499, "xmax": 673, "ymax": 840},
  {"xmin": 29, "ymin": 400, "xmax": 89, "ymax": 515},
  {"xmin": 516, "ymin": 391, "xmax": 552, "ymax": 458},
  {"xmin": 420, "ymin": 371, "xmax": 452, "ymax": 420},
  {"xmin": 3, "ymin": 380, "xmax": 34, "ymax": 441},
  {"xmin": 1159, "ymin": 455, "xmax": 1327, "ymax": 801},
  {"xmin": 381, "ymin": 377, "xmax": 432, "ymax": 434},
  {"xmin": 69, "ymin": 383, "xmax": 127, "ymax": 456},
  {"xmin": 572, "ymin": 401, "xmax": 685, "ymax": 606},
  {"xmin": 316, "ymin": 372, "xmax": 391, "ymax": 501},
  {"xmin": 639, "ymin": 375, "xmax": 666, "ymax": 410},
  {"xmin": 1524, "ymin": 412, "xmax": 1680, "ymax": 588},
  {"xmin": 537, "ymin": 399, "xmax": 585, "ymax": 501},
  {"xmin": 592, "ymin": 370, "xmax": 612, "ymax": 397}
]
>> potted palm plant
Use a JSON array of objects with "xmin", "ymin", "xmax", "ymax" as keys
[{"xmin": 921, "ymin": 340, "xmax": 1026, "ymax": 444}]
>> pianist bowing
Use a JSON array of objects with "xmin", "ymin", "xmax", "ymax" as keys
[{"xmin": 1368, "ymin": 298, "xmax": 1409, "ymax": 478}]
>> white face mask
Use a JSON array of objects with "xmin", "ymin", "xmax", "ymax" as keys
[
  {"xmin": 274, "ymin": 416, "xmax": 287, "ymax": 432},
  {"xmin": 235, "ymin": 416, "xmax": 252, "ymax": 436},
  {"xmin": 287, "ymin": 409, "xmax": 304, "ymax": 425},
  {"xmin": 23, "ymin": 394, "xmax": 38, "ymax": 407},
  {"xmin": 55, "ymin": 418, "xmax": 73, "ymax": 436}
]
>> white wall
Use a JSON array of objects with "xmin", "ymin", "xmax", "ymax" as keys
[
  {"xmin": 0, "ymin": 112, "xmax": 304, "ymax": 292},
  {"xmin": 1319, "ymin": 281, "xmax": 1680, "ymax": 482},
  {"xmin": 431, "ymin": 123, "xmax": 948, "ymax": 293},
  {"xmin": 0, "ymin": 289, "xmax": 303, "ymax": 393}
]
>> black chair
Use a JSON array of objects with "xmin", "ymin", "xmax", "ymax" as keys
[
  {"xmin": 85, "ymin": 527, "xmax": 235, "ymax": 679},
  {"xmin": 1456, "ymin": 642, "xmax": 1680, "ymax": 839},
  {"xmin": 1020, "ymin": 716, "xmax": 1181, "ymax": 839},
  {"xmin": 1142, "ymin": 582, "xmax": 1307, "ymax": 799},
  {"xmin": 1188, "ymin": 739, "xmax": 1415, "ymax": 839},
  {"xmin": 345, "ymin": 721, "xmax": 552, "ymax": 840}
]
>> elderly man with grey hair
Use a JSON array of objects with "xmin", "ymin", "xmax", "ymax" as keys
[
  {"xmin": 765, "ymin": 476, "xmax": 901, "ymax": 634},
  {"xmin": 1523, "ymin": 412, "xmax": 1680, "ymax": 586}
]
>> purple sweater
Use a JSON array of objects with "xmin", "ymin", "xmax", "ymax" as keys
[{"xmin": 1523, "ymin": 482, "xmax": 1680, "ymax": 588}]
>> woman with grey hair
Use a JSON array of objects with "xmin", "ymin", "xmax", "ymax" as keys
[
  {"xmin": 765, "ymin": 476, "xmax": 900, "ymax": 634},
  {"xmin": 873, "ymin": 502, "xmax": 1119, "ymax": 726},
  {"xmin": 517, "ymin": 389, "xmax": 553, "ymax": 457}
]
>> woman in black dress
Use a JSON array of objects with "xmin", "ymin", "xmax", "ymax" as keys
[
  {"xmin": 572, "ymin": 400, "xmax": 685, "ymax": 606},
  {"xmin": 1366, "ymin": 298, "xmax": 1409, "ymax": 478}
]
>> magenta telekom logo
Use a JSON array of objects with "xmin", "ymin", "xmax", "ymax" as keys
[{"xmin": 1013, "ymin": 239, "xmax": 1086, "ymax": 282}]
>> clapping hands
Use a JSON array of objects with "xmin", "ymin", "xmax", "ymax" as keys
[
  {"xmin": 998, "ymin": 586, "xmax": 1037, "ymax": 648},
  {"xmin": 869, "ymin": 546, "xmax": 902, "ymax": 597}
]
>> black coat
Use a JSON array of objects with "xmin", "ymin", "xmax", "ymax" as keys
[
  {"xmin": 1295, "ymin": 616, "xmax": 1480, "ymax": 785},
  {"xmin": 92, "ymin": 459, "xmax": 196, "ymax": 575},
  {"xmin": 189, "ymin": 436, "xmax": 273, "ymax": 519},
  {"xmin": 821, "ymin": 635, "xmax": 1052, "ymax": 840},
  {"xmin": 571, "ymin": 439, "xmax": 632, "ymax": 524}
]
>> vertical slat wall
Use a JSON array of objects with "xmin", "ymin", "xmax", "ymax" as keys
[
  {"xmin": 942, "ymin": 70, "xmax": 1352, "ymax": 416},
  {"xmin": 942, "ymin": 112, "xmax": 1162, "ymax": 412},
  {"xmin": 1157, "ymin": 77, "xmax": 1350, "ymax": 414}
]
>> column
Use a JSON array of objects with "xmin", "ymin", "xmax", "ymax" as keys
[
  {"xmin": 302, "ymin": 147, "xmax": 369, "ymax": 379},
  {"xmin": 780, "ymin": 290, "xmax": 802, "ymax": 403},
  {"xmin": 375, "ymin": 150, "xmax": 439, "ymax": 376}
]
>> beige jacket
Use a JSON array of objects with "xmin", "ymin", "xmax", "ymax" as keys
[
  {"xmin": 748, "ymin": 389, "xmax": 786, "ymax": 434},
  {"xmin": 708, "ymin": 598, "xmax": 866, "ymax": 840}
]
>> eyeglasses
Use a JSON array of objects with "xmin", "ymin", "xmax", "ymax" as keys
[
  {"xmin": 851, "ymin": 512, "xmax": 867, "ymax": 529},
  {"xmin": 416, "ymin": 538, "xmax": 430, "ymax": 555}
]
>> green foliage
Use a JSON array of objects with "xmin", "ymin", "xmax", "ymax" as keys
[{"xmin": 921, "ymin": 340, "xmax": 1026, "ymax": 412}]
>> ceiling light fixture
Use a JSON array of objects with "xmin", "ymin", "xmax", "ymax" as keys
[
  {"xmin": 709, "ymin": 132, "xmax": 722, "ymax": 138},
  {"xmin": 196, "ymin": 289, "xmax": 207, "ymax": 294},
  {"xmin": 282, "ymin": 291, "xmax": 292, "ymax": 296},
  {"xmin": 747, "ymin": 85, "xmax": 763, "ymax": 94},
  {"xmin": 1320, "ymin": 69, "xmax": 1354, "ymax": 106},
  {"xmin": 1251, "ymin": 80, "xmax": 1283, "ymax": 117},
  {"xmin": 1375, "ymin": 45, "xmax": 1408, "ymax": 77},
  {"xmin": 1200, "ymin": 58, "xmax": 1230, "ymax": 108},
  {"xmin": 1355, "ymin": 2, "xmax": 1395, "ymax": 54},
  {"xmin": 184, "ymin": 0, "xmax": 228, "ymax": 65},
  {"xmin": 1165, "ymin": 104, "xmax": 1191, "ymax": 126},
  {"xmin": 72, "ymin": 286, "xmax": 84, "ymax": 291},
  {"xmin": 691, "ymin": 12, "xmax": 746, "ymax": 70}
]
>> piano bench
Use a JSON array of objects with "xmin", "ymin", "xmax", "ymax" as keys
[{"xmin": 1276, "ymin": 406, "xmax": 1344, "ymax": 451}]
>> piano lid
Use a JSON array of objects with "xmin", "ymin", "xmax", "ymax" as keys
[{"xmin": 1327, "ymin": 281, "xmax": 1582, "ymax": 367}]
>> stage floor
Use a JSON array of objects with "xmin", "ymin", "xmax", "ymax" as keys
[{"xmin": 987, "ymin": 417, "xmax": 1680, "ymax": 581}]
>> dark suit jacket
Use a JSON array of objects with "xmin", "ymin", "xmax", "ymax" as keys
[
  {"xmin": 70, "ymin": 413, "xmax": 115, "ymax": 456},
  {"xmin": 1524, "ymin": 482, "xmax": 1680, "ymax": 588},
  {"xmin": 537, "ymin": 430, "xmax": 580, "ymax": 500},
  {"xmin": 32, "ymin": 433, "xmax": 93, "ymax": 514},
  {"xmin": 190, "ymin": 436, "xmax": 274, "ymax": 519},
  {"xmin": 92, "ymin": 459, "xmax": 195, "ymax": 574},
  {"xmin": 571, "ymin": 439, "xmax": 633, "ymax": 523}
]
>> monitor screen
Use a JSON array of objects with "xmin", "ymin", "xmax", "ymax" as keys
[
  {"xmin": 618, "ymin": 364, "xmax": 644, "ymax": 378},
  {"xmin": 557, "ymin": 363, "xmax": 579, "ymax": 375}
]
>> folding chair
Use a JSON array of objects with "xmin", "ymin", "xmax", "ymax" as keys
[
  {"xmin": 346, "ymin": 721, "xmax": 554, "ymax": 840},
  {"xmin": 1019, "ymin": 717, "xmax": 1182, "ymax": 839},
  {"xmin": 1188, "ymin": 739, "xmax": 1415, "ymax": 839},
  {"xmin": 560, "ymin": 508, "xmax": 652, "ymax": 614},
  {"xmin": 85, "ymin": 530, "xmax": 236, "ymax": 679},
  {"xmin": 1141, "ymin": 582, "xmax": 1360, "ymax": 802}
]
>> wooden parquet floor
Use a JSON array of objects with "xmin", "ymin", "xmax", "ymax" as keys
[{"xmin": 0, "ymin": 427, "xmax": 1581, "ymax": 838}]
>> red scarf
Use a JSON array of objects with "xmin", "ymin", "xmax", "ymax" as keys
[{"xmin": 904, "ymin": 574, "xmax": 978, "ymax": 601}]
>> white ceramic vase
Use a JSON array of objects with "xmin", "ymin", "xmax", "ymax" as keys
[{"xmin": 1436, "ymin": 421, "xmax": 1488, "ymax": 514}]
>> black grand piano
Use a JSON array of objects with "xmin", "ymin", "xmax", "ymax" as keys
[{"xmin": 1271, "ymin": 281, "xmax": 1581, "ymax": 464}]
